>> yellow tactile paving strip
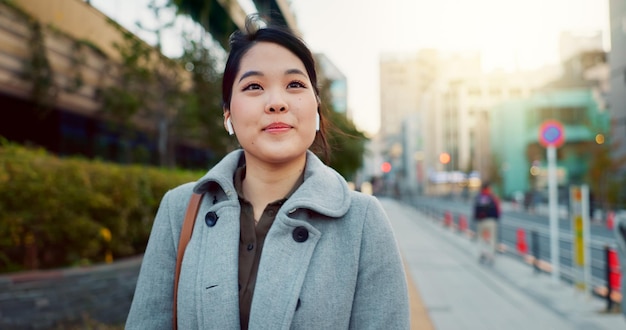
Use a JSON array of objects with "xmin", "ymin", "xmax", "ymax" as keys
[{"xmin": 404, "ymin": 259, "xmax": 436, "ymax": 330}]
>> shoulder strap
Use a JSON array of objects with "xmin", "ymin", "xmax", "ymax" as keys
[{"xmin": 173, "ymin": 192, "xmax": 203, "ymax": 330}]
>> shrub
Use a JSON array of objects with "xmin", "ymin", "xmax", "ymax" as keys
[{"xmin": 0, "ymin": 141, "xmax": 202, "ymax": 273}]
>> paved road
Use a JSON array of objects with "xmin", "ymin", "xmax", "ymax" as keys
[
  {"xmin": 380, "ymin": 197, "xmax": 626, "ymax": 330},
  {"xmin": 410, "ymin": 196, "xmax": 619, "ymax": 291}
]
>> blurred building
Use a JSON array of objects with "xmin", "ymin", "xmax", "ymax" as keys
[
  {"xmin": 492, "ymin": 50, "xmax": 610, "ymax": 199},
  {"xmin": 559, "ymin": 31, "xmax": 604, "ymax": 64},
  {"xmin": 378, "ymin": 21, "xmax": 615, "ymax": 198},
  {"xmin": 379, "ymin": 50, "xmax": 442, "ymax": 138},
  {"xmin": 608, "ymin": 0, "xmax": 626, "ymax": 174},
  {"xmin": 379, "ymin": 49, "xmax": 552, "ymax": 196},
  {"xmin": 0, "ymin": 0, "xmax": 297, "ymax": 168},
  {"xmin": 315, "ymin": 53, "xmax": 348, "ymax": 115},
  {"xmin": 0, "ymin": 0, "xmax": 176, "ymax": 162},
  {"xmin": 378, "ymin": 50, "xmax": 442, "ymax": 195},
  {"xmin": 436, "ymin": 72, "xmax": 541, "ymax": 178}
]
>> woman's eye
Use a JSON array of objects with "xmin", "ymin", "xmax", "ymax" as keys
[
  {"xmin": 242, "ymin": 83, "xmax": 262, "ymax": 91},
  {"xmin": 287, "ymin": 81, "xmax": 306, "ymax": 89}
]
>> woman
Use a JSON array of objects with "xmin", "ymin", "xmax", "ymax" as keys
[{"xmin": 126, "ymin": 15, "xmax": 409, "ymax": 329}]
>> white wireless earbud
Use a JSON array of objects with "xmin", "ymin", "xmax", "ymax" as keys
[
  {"xmin": 227, "ymin": 118, "xmax": 234, "ymax": 135},
  {"xmin": 315, "ymin": 113, "xmax": 320, "ymax": 131}
]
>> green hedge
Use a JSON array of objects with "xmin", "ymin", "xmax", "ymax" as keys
[{"xmin": 0, "ymin": 142, "xmax": 203, "ymax": 273}]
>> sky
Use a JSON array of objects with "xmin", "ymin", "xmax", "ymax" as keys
[{"xmin": 90, "ymin": 0, "xmax": 610, "ymax": 136}]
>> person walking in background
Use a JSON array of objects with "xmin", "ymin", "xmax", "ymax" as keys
[
  {"xmin": 473, "ymin": 181, "xmax": 501, "ymax": 264},
  {"xmin": 125, "ymin": 14, "xmax": 410, "ymax": 329}
]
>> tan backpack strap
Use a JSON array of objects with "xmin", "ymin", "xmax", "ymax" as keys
[{"xmin": 173, "ymin": 192, "xmax": 203, "ymax": 330}]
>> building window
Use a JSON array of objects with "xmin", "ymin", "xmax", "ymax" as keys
[
  {"xmin": 536, "ymin": 107, "xmax": 586, "ymax": 125},
  {"xmin": 510, "ymin": 88, "xmax": 522, "ymax": 97},
  {"xmin": 489, "ymin": 88, "xmax": 502, "ymax": 97},
  {"xmin": 469, "ymin": 88, "xmax": 481, "ymax": 96}
]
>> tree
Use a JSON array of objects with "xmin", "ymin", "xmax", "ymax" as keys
[
  {"xmin": 586, "ymin": 132, "xmax": 626, "ymax": 211},
  {"xmin": 100, "ymin": 27, "xmax": 153, "ymax": 141},
  {"xmin": 136, "ymin": 0, "xmax": 181, "ymax": 167},
  {"xmin": 100, "ymin": 11, "xmax": 186, "ymax": 167},
  {"xmin": 317, "ymin": 76, "xmax": 369, "ymax": 179},
  {"xmin": 177, "ymin": 37, "xmax": 236, "ymax": 167}
]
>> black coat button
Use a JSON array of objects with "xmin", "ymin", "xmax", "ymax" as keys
[
  {"xmin": 292, "ymin": 226, "xmax": 308, "ymax": 242},
  {"xmin": 205, "ymin": 212, "xmax": 218, "ymax": 227}
]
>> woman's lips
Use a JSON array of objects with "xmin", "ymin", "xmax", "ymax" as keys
[{"xmin": 263, "ymin": 122, "xmax": 292, "ymax": 133}]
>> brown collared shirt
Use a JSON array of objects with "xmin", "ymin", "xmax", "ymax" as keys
[{"xmin": 235, "ymin": 165, "xmax": 303, "ymax": 330}]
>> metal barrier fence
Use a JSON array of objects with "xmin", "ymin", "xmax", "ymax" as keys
[{"xmin": 412, "ymin": 201, "xmax": 621, "ymax": 309}]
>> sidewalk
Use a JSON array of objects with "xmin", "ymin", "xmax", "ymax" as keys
[{"xmin": 380, "ymin": 198, "xmax": 626, "ymax": 330}]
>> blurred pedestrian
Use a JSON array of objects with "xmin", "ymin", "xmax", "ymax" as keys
[
  {"xmin": 473, "ymin": 181, "xmax": 501, "ymax": 264},
  {"xmin": 125, "ymin": 14, "xmax": 409, "ymax": 330},
  {"xmin": 523, "ymin": 190, "xmax": 531, "ymax": 210}
]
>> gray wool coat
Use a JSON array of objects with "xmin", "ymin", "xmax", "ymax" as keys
[{"xmin": 125, "ymin": 150, "xmax": 410, "ymax": 329}]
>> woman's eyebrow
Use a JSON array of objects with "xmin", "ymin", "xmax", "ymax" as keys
[
  {"xmin": 238, "ymin": 68, "xmax": 307, "ymax": 83},
  {"xmin": 285, "ymin": 68, "xmax": 307, "ymax": 77},
  {"xmin": 238, "ymin": 70, "xmax": 263, "ymax": 82}
]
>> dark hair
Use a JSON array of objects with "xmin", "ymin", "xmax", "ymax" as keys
[{"xmin": 221, "ymin": 14, "xmax": 330, "ymax": 162}]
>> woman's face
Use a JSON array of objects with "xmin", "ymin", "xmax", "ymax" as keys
[{"xmin": 225, "ymin": 42, "xmax": 318, "ymax": 167}]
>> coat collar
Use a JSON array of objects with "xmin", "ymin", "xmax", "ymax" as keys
[{"xmin": 192, "ymin": 149, "xmax": 351, "ymax": 218}]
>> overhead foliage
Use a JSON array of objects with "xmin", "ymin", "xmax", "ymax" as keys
[{"xmin": 169, "ymin": 0, "xmax": 237, "ymax": 49}]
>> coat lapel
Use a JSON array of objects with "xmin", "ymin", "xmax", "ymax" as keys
[
  {"xmin": 195, "ymin": 202, "xmax": 241, "ymax": 326},
  {"xmin": 249, "ymin": 217, "xmax": 322, "ymax": 329},
  {"xmin": 246, "ymin": 152, "xmax": 351, "ymax": 328}
]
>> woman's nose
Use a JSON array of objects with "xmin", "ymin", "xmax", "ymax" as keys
[
  {"xmin": 268, "ymin": 105, "xmax": 286, "ymax": 112},
  {"xmin": 265, "ymin": 91, "xmax": 288, "ymax": 113}
]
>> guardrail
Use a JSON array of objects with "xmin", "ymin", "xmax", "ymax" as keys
[{"xmin": 412, "ymin": 201, "xmax": 622, "ymax": 311}]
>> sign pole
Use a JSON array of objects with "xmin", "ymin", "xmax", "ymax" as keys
[
  {"xmin": 547, "ymin": 145, "xmax": 559, "ymax": 284},
  {"xmin": 539, "ymin": 119, "xmax": 564, "ymax": 285},
  {"xmin": 570, "ymin": 185, "xmax": 590, "ymax": 297},
  {"xmin": 581, "ymin": 184, "xmax": 591, "ymax": 299}
]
